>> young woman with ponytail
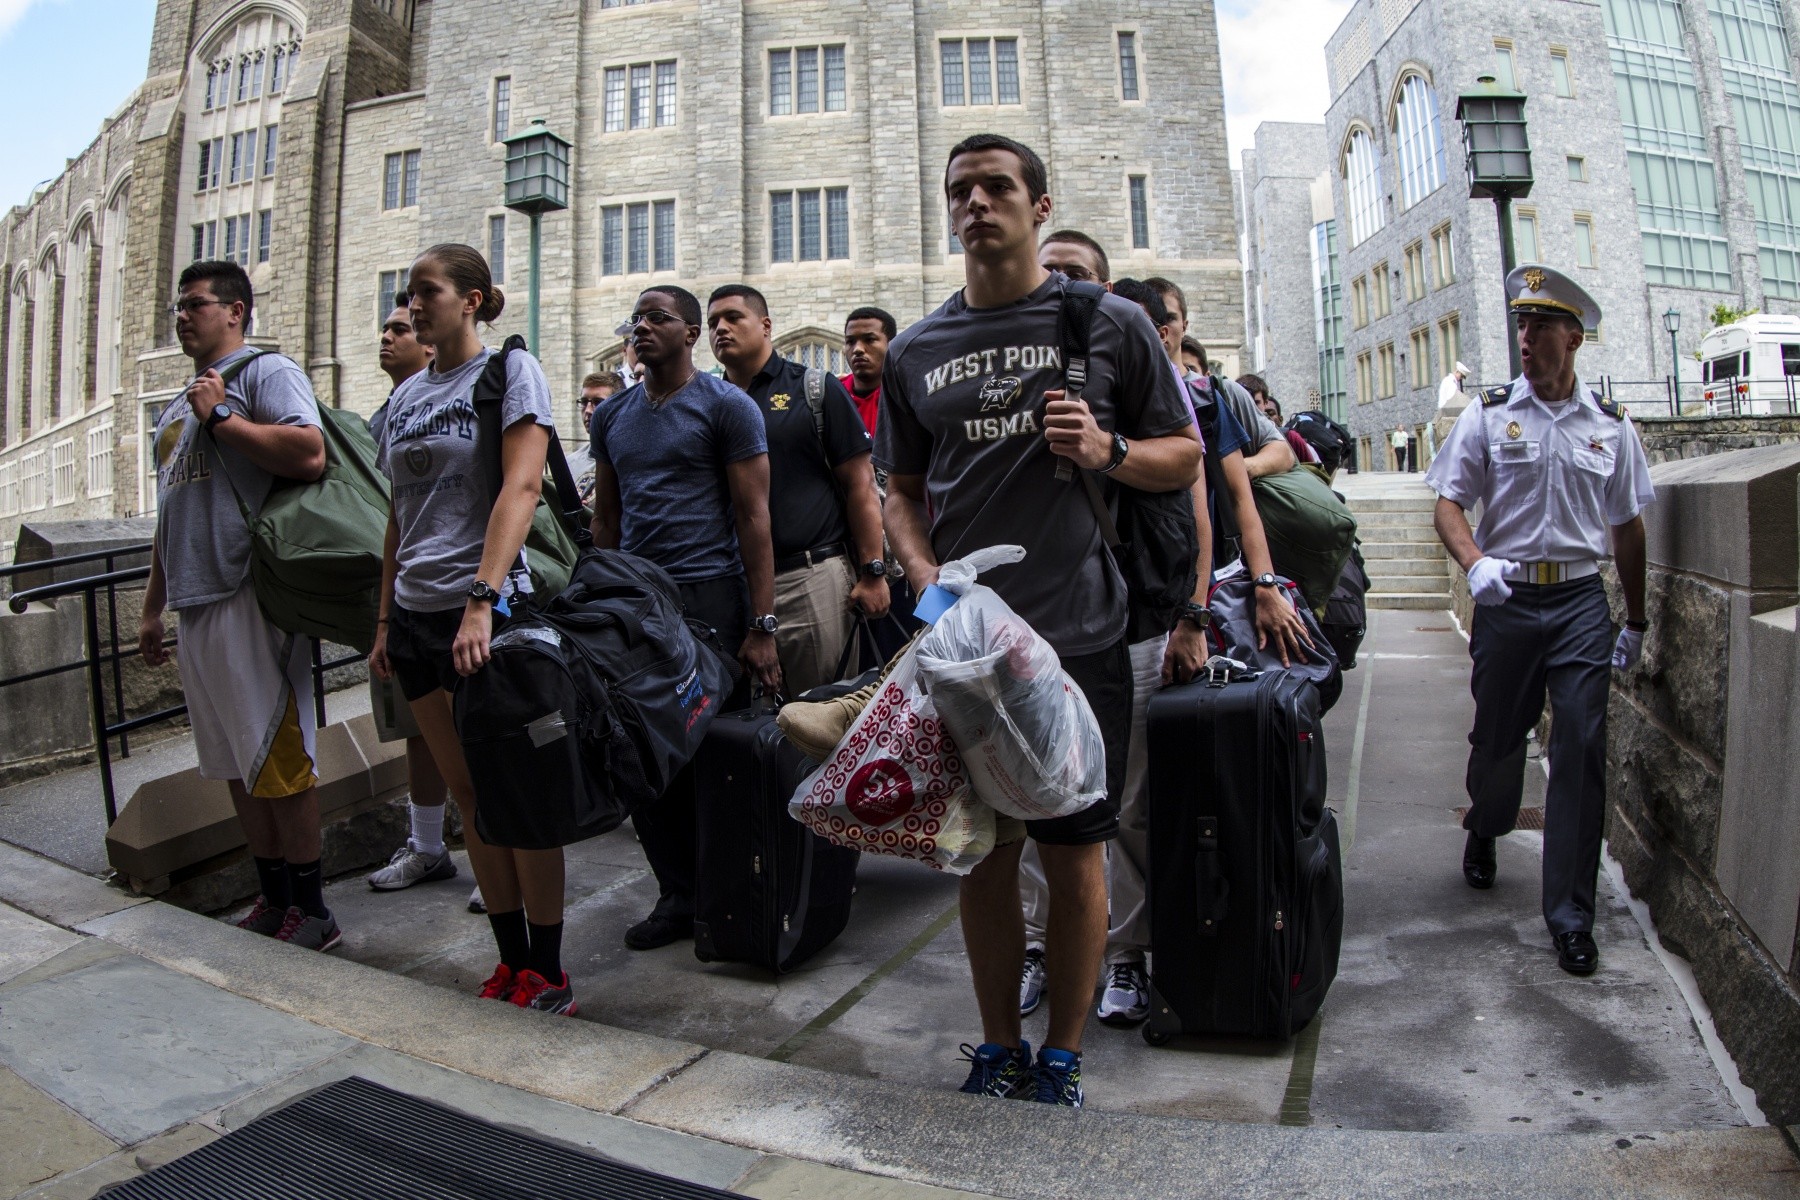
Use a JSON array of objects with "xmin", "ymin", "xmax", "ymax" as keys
[{"xmin": 368, "ymin": 243, "xmax": 576, "ymax": 1015}]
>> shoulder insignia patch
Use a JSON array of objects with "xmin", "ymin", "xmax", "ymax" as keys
[
  {"xmin": 1481, "ymin": 386, "xmax": 1510, "ymax": 407},
  {"xmin": 1593, "ymin": 389, "xmax": 1624, "ymax": 419}
]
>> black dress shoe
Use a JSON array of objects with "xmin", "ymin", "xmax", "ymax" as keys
[
  {"xmin": 624, "ymin": 911, "xmax": 693, "ymax": 951},
  {"xmin": 1555, "ymin": 931, "xmax": 1599, "ymax": 975},
  {"xmin": 1462, "ymin": 832, "xmax": 1497, "ymax": 889}
]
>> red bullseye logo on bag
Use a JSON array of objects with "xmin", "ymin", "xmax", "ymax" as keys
[{"xmin": 845, "ymin": 759, "xmax": 913, "ymax": 827}]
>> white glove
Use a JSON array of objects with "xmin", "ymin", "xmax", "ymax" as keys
[
  {"xmin": 1612, "ymin": 627, "xmax": 1644, "ymax": 671},
  {"xmin": 1466, "ymin": 556, "xmax": 1518, "ymax": 607}
]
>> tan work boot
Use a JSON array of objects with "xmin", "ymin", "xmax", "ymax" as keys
[
  {"xmin": 778, "ymin": 630, "xmax": 922, "ymax": 760},
  {"xmin": 779, "ymin": 677, "xmax": 882, "ymax": 760}
]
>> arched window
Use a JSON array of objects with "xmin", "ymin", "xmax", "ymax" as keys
[
  {"xmin": 1392, "ymin": 73, "xmax": 1447, "ymax": 209},
  {"xmin": 33, "ymin": 252, "xmax": 62, "ymax": 427},
  {"xmin": 777, "ymin": 329, "xmax": 846, "ymax": 375},
  {"xmin": 1343, "ymin": 128, "xmax": 1386, "ymax": 246},
  {"xmin": 62, "ymin": 220, "xmax": 96, "ymax": 418},
  {"xmin": 98, "ymin": 184, "xmax": 129, "ymax": 397},
  {"xmin": 179, "ymin": 9, "xmax": 302, "ymax": 286},
  {"xmin": 8, "ymin": 273, "xmax": 34, "ymax": 443}
]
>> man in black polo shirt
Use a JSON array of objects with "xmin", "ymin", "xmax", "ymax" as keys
[{"xmin": 708, "ymin": 285, "xmax": 890, "ymax": 694}]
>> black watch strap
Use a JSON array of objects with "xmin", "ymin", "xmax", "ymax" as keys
[{"xmin": 1176, "ymin": 601, "xmax": 1211, "ymax": 629}]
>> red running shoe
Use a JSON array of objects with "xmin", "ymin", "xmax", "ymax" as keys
[
  {"xmin": 508, "ymin": 969, "xmax": 578, "ymax": 1016},
  {"xmin": 477, "ymin": 964, "xmax": 517, "ymax": 1001}
]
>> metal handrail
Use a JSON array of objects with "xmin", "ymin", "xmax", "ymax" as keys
[
  {"xmin": 1, "ymin": 542, "xmax": 152, "ymax": 583},
  {"xmin": 4, "ymin": 556, "xmax": 362, "ymax": 825}
]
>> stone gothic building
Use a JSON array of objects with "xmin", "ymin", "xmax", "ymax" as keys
[{"xmin": 0, "ymin": 0, "xmax": 1242, "ymax": 554}]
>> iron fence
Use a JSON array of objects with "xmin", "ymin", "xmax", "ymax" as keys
[{"xmin": 4, "ymin": 547, "xmax": 361, "ymax": 825}]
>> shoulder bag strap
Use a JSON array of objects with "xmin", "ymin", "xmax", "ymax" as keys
[{"xmin": 198, "ymin": 348, "xmax": 273, "ymax": 528}]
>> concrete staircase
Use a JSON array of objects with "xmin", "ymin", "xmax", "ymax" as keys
[{"xmin": 1338, "ymin": 477, "xmax": 1451, "ymax": 610}]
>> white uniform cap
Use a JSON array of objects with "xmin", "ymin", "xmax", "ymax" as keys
[{"xmin": 1506, "ymin": 263, "xmax": 1601, "ymax": 330}]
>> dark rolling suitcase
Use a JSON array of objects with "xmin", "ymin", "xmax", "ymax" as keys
[
  {"xmin": 691, "ymin": 702, "xmax": 860, "ymax": 973},
  {"xmin": 1142, "ymin": 661, "xmax": 1344, "ymax": 1043}
]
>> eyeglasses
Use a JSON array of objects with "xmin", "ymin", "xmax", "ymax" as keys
[
  {"xmin": 1053, "ymin": 265, "xmax": 1097, "ymax": 283},
  {"xmin": 622, "ymin": 309, "xmax": 690, "ymax": 329},
  {"xmin": 168, "ymin": 297, "xmax": 233, "ymax": 316}
]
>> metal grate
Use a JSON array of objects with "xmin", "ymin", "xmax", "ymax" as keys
[
  {"xmin": 98, "ymin": 1076, "xmax": 740, "ymax": 1199},
  {"xmin": 1454, "ymin": 806, "xmax": 1545, "ymax": 831}
]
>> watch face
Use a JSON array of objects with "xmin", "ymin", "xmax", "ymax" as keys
[{"xmin": 864, "ymin": 560, "xmax": 887, "ymax": 578}]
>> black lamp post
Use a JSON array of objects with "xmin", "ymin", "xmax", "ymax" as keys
[
  {"xmin": 1663, "ymin": 307, "xmax": 1681, "ymax": 408},
  {"xmin": 501, "ymin": 118, "xmax": 572, "ymax": 353},
  {"xmin": 1456, "ymin": 75, "xmax": 1533, "ymax": 378}
]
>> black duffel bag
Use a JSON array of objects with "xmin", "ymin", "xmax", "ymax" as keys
[{"xmin": 1206, "ymin": 572, "xmax": 1343, "ymax": 714}]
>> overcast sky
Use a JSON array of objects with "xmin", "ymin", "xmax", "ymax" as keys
[{"xmin": 1, "ymin": 0, "xmax": 1353, "ymax": 215}]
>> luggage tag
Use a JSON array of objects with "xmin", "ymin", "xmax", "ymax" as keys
[{"xmin": 911, "ymin": 583, "xmax": 958, "ymax": 625}]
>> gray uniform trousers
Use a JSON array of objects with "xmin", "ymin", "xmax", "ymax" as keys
[{"xmin": 1463, "ymin": 575, "xmax": 1614, "ymax": 935}]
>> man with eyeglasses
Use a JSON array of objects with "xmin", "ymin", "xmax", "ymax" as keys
[
  {"xmin": 139, "ymin": 260, "xmax": 338, "ymax": 949},
  {"xmin": 588, "ymin": 286, "xmax": 780, "ymax": 951}
]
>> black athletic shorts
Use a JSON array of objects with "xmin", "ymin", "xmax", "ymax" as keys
[
  {"xmin": 386, "ymin": 604, "xmax": 472, "ymax": 702},
  {"xmin": 1001, "ymin": 637, "xmax": 1133, "ymax": 847}
]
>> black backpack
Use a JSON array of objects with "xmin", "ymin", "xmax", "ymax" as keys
[
  {"xmin": 1285, "ymin": 410, "xmax": 1354, "ymax": 476},
  {"xmin": 455, "ymin": 549, "xmax": 741, "ymax": 849},
  {"xmin": 1060, "ymin": 280, "xmax": 1201, "ymax": 642}
]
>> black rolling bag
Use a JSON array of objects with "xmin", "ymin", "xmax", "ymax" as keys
[
  {"xmin": 691, "ymin": 694, "xmax": 861, "ymax": 974},
  {"xmin": 1142, "ymin": 660, "xmax": 1344, "ymax": 1043}
]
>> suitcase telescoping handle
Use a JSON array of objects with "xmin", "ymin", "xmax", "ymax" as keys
[{"xmin": 1194, "ymin": 814, "xmax": 1230, "ymax": 937}]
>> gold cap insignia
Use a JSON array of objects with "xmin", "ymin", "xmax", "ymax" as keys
[
  {"xmin": 1506, "ymin": 420, "xmax": 1523, "ymax": 439},
  {"xmin": 1523, "ymin": 268, "xmax": 1546, "ymax": 292},
  {"xmin": 769, "ymin": 393, "xmax": 790, "ymax": 411}
]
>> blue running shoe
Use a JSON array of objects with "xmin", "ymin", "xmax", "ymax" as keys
[
  {"xmin": 957, "ymin": 1041, "xmax": 1034, "ymax": 1099},
  {"xmin": 1033, "ymin": 1046, "xmax": 1084, "ymax": 1108}
]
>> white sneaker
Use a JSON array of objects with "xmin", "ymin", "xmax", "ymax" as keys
[
  {"xmin": 1018, "ymin": 947, "xmax": 1047, "ymax": 1017},
  {"xmin": 468, "ymin": 884, "xmax": 486, "ymax": 914},
  {"xmin": 366, "ymin": 841, "xmax": 457, "ymax": 891},
  {"xmin": 1096, "ymin": 962, "xmax": 1150, "ymax": 1026}
]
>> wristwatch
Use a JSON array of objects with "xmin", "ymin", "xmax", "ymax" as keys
[
  {"xmin": 862, "ymin": 559, "xmax": 888, "ymax": 579},
  {"xmin": 1176, "ymin": 601, "xmax": 1212, "ymax": 630},
  {"xmin": 468, "ymin": 579, "xmax": 501, "ymax": 605},
  {"xmin": 1253, "ymin": 572, "xmax": 1281, "ymax": 590},
  {"xmin": 1100, "ymin": 431, "xmax": 1130, "ymax": 474},
  {"xmin": 204, "ymin": 403, "xmax": 235, "ymax": 432},
  {"xmin": 749, "ymin": 614, "xmax": 779, "ymax": 634}
]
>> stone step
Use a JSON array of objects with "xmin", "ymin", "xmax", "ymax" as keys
[
  {"xmin": 1370, "ymin": 572, "xmax": 1451, "ymax": 593},
  {"xmin": 1365, "ymin": 558, "xmax": 1448, "ymax": 577},
  {"xmin": 1352, "ymin": 510, "xmax": 1438, "ymax": 528},
  {"xmin": 1367, "ymin": 591, "xmax": 1453, "ymax": 610},
  {"xmin": 1340, "ymin": 495, "xmax": 1439, "ymax": 513},
  {"xmin": 1360, "ymin": 542, "xmax": 1442, "ymax": 562}
]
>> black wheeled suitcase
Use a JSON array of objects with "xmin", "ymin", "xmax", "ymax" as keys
[
  {"xmin": 691, "ymin": 703, "xmax": 860, "ymax": 973},
  {"xmin": 1142, "ymin": 661, "xmax": 1344, "ymax": 1043}
]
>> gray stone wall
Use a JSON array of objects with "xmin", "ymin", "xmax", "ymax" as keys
[{"xmin": 1243, "ymin": 123, "xmax": 1328, "ymax": 409}]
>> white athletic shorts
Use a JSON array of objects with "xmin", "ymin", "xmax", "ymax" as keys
[{"xmin": 175, "ymin": 582, "xmax": 318, "ymax": 798}]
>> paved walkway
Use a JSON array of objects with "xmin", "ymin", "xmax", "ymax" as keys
[{"xmin": 2, "ymin": 594, "xmax": 1797, "ymax": 1197}]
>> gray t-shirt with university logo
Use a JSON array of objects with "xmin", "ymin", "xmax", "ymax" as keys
[
  {"xmin": 874, "ymin": 275, "xmax": 1193, "ymax": 656},
  {"xmin": 377, "ymin": 346, "xmax": 554, "ymax": 613},
  {"xmin": 152, "ymin": 346, "xmax": 321, "ymax": 611}
]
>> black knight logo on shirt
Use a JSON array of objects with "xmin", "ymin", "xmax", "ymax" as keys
[{"xmin": 978, "ymin": 375, "xmax": 1022, "ymax": 412}]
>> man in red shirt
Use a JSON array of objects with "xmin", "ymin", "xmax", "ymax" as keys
[{"xmin": 841, "ymin": 306, "xmax": 895, "ymax": 435}]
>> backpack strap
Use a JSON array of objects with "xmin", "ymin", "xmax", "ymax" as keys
[
  {"xmin": 804, "ymin": 367, "xmax": 826, "ymax": 445},
  {"xmin": 196, "ymin": 348, "xmax": 280, "ymax": 527},
  {"xmin": 1056, "ymin": 279, "xmax": 1106, "ymax": 484},
  {"xmin": 474, "ymin": 334, "xmax": 590, "ymax": 547}
]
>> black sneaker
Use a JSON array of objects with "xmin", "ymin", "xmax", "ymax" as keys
[
  {"xmin": 957, "ymin": 1041, "xmax": 1034, "ymax": 1099},
  {"xmin": 624, "ymin": 911, "xmax": 693, "ymax": 950},
  {"xmin": 1033, "ymin": 1046, "xmax": 1084, "ymax": 1108}
]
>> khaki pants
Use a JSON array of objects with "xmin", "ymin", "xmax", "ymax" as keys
[
  {"xmin": 773, "ymin": 555, "xmax": 856, "ymax": 697},
  {"xmin": 1021, "ymin": 634, "xmax": 1166, "ymax": 966}
]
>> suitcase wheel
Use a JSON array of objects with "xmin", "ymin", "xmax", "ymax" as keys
[{"xmin": 1142, "ymin": 1023, "xmax": 1174, "ymax": 1047}]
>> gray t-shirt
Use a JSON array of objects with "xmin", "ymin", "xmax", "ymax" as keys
[
  {"xmin": 378, "ymin": 346, "xmax": 554, "ymax": 612},
  {"xmin": 590, "ymin": 371, "xmax": 769, "ymax": 582},
  {"xmin": 152, "ymin": 347, "xmax": 321, "ymax": 611},
  {"xmin": 874, "ymin": 275, "xmax": 1194, "ymax": 657},
  {"xmin": 1217, "ymin": 376, "xmax": 1284, "ymax": 451}
]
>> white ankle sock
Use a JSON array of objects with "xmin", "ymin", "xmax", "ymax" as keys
[{"xmin": 410, "ymin": 802, "xmax": 446, "ymax": 855}]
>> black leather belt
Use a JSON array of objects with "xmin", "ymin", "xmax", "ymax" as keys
[{"xmin": 775, "ymin": 542, "xmax": 849, "ymax": 573}]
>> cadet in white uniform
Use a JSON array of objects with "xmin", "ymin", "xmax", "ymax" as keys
[{"xmin": 1425, "ymin": 264, "xmax": 1656, "ymax": 976}]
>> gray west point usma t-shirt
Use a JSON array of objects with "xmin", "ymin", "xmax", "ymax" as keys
[
  {"xmin": 874, "ymin": 275, "xmax": 1194, "ymax": 657},
  {"xmin": 377, "ymin": 346, "xmax": 554, "ymax": 613},
  {"xmin": 153, "ymin": 347, "xmax": 321, "ymax": 611}
]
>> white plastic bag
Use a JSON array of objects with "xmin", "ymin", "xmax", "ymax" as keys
[
  {"xmin": 788, "ymin": 636, "xmax": 996, "ymax": 875},
  {"xmin": 915, "ymin": 546, "xmax": 1107, "ymax": 821}
]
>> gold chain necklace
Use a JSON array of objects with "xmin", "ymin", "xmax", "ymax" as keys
[{"xmin": 644, "ymin": 369, "xmax": 695, "ymax": 408}]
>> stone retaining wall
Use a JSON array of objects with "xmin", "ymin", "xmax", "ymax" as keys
[{"xmin": 1633, "ymin": 414, "xmax": 1800, "ymax": 466}]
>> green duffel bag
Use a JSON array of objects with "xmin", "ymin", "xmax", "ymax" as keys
[
  {"xmin": 1250, "ymin": 465, "xmax": 1358, "ymax": 611},
  {"xmin": 210, "ymin": 351, "xmax": 392, "ymax": 653},
  {"xmin": 524, "ymin": 488, "xmax": 580, "ymax": 599}
]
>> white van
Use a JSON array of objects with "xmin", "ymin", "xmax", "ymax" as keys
[{"xmin": 1699, "ymin": 315, "xmax": 1800, "ymax": 414}]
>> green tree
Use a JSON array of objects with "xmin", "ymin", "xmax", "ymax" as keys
[{"xmin": 1710, "ymin": 302, "xmax": 1758, "ymax": 327}]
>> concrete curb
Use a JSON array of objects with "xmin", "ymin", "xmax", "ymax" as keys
[{"xmin": 8, "ymin": 844, "xmax": 1799, "ymax": 1199}]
